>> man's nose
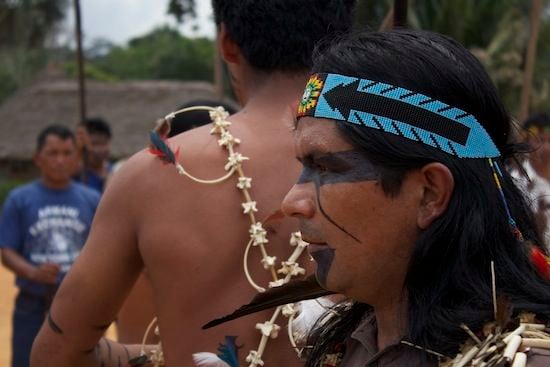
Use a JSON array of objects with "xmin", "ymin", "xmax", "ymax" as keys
[
  {"xmin": 55, "ymin": 153, "xmax": 71, "ymax": 165},
  {"xmin": 281, "ymin": 184, "xmax": 316, "ymax": 219}
]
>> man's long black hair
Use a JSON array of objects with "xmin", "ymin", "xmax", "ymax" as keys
[{"xmin": 305, "ymin": 29, "xmax": 550, "ymax": 365}]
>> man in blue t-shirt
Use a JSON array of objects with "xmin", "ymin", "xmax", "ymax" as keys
[{"xmin": 0, "ymin": 125, "xmax": 100, "ymax": 367}]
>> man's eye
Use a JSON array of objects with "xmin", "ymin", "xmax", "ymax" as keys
[{"xmin": 315, "ymin": 164, "xmax": 329, "ymax": 173}]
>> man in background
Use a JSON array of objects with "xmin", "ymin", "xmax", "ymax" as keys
[
  {"xmin": 75, "ymin": 117, "xmax": 113, "ymax": 193},
  {"xmin": 512, "ymin": 112, "xmax": 550, "ymax": 247},
  {"xmin": 0, "ymin": 125, "xmax": 100, "ymax": 367}
]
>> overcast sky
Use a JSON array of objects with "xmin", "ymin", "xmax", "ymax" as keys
[{"xmin": 61, "ymin": 0, "xmax": 216, "ymax": 47}]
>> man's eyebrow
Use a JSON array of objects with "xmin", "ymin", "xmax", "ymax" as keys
[
  {"xmin": 296, "ymin": 149, "xmax": 337, "ymax": 162},
  {"xmin": 315, "ymin": 151, "xmax": 346, "ymax": 161}
]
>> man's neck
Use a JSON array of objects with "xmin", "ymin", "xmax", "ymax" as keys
[
  {"xmin": 373, "ymin": 296, "xmax": 408, "ymax": 351},
  {"xmin": 86, "ymin": 162, "xmax": 106, "ymax": 177},
  {"xmin": 237, "ymin": 71, "xmax": 309, "ymax": 117},
  {"xmin": 40, "ymin": 177, "xmax": 71, "ymax": 191}
]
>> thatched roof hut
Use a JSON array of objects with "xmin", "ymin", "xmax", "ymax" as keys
[{"xmin": 0, "ymin": 77, "xmax": 221, "ymax": 161}]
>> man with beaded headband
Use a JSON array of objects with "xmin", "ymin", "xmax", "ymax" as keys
[
  {"xmin": 31, "ymin": 1, "xmax": 356, "ymax": 366},
  {"xmin": 277, "ymin": 29, "xmax": 550, "ymax": 366}
]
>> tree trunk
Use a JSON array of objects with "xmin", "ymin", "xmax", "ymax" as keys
[{"xmin": 519, "ymin": 0, "xmax": 543, "ymax": 124}]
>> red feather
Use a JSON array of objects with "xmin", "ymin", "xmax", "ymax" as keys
[
  {"xmin": 148, "ymin": 131, "xmax": 180, "ymax": 164},
  {"xmin": 531, "ymin": 246, "xmax": 550, "ymax": 280},
  {"xmin": 148, "ymin": 147, "xmax": 165, "ymax": 157}
]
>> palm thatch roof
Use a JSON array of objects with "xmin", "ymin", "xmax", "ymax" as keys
[{"xmin": 0, "ymin": 76, "xmax": 221, "ymax": 160}]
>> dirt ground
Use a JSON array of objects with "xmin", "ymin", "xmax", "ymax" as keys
[
  {"xmin": 0, "ymin": 265, "xmax": 17, "ymax": 366},
  {"xmin": 0, "ymin": 266, "xmax": 116, "ymax": 366}
]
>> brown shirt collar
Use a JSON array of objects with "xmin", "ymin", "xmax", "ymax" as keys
[
  {"xmin": 339, "ymin": 313, "xmax": 439, "ymax": 367},
  {"xmin": 338, "ymin": 313, "xmax": 550, "ymax": 367}
]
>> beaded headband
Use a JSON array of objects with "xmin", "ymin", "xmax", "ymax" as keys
[{"xmin": 297, "ymin": 72, "xmax": 500, "ymax": 159}]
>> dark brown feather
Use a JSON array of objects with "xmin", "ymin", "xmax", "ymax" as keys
[{"xmin": 202, "ymin": 275, "xmax": 333, "ymax": 329}]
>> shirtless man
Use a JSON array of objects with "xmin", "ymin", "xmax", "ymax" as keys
[{"xmin": 31, "ymin": 1, "xmax": 356, "ymax": 366}]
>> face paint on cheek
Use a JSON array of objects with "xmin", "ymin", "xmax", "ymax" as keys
[
  {"xmin": 296, "ymin": 165, "xmax": 316, "ymax": 184},
  {"xmin": 323, "ymin": 150, "xmax": 379, "ymax": 184},
  {"xmin": 296, "ymin": 150, "xmax": 379, "ymax": 186},
  {"xmin": 309, "ymin": 247, "xmax": 335, "ymax": 286}
]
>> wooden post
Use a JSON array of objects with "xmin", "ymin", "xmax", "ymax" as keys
[
  {"xmin": 519, "ymin": 0, "xmax": 543, "ymax": 124},
  {"xmin": 379, "ymin": 7, "xmax": 394, "ymax": 31},
  {"xmin": 74, "ymin": 0, "xmax": 88, "ymax": 183},
  {"xmin": 74, "ymin": 0, "xmax": 86, "ymax": 123},
  {"xmin": 393, "ymin": 0, "xmax": 408, "ymax": 28}
]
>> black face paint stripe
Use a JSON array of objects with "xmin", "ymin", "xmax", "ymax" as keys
[
  {"xmin": 323, "ymin": 79, "xmax": 471, "ymax": 145},
  {"xmin": 314, "ymin": 174, "xmax": 360, "ymax": 243}
]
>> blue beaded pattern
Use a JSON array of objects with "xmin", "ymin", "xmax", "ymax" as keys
[{"xmin": 305, "ymin": 73, "xmax": 500, "ymax": 158}]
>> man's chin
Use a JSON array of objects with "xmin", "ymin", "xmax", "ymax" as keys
[{"xmin": 310, "ymin": 247, "xmax": 335, "ymax": 286}]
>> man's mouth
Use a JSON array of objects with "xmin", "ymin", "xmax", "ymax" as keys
[{"xmin": 305, "ymin": 242, "xmax": 328, "ymax": 255}]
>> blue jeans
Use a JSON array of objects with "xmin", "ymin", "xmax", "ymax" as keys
[{"xmin": 11, "ymin": 291, "xmax": 47, "ymax": 367}]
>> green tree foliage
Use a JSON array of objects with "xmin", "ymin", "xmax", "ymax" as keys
[
  {"xmin": 0, "ymin": 0, "xmax": 68, "ymax": 103},
  {"xmin": 76, "ymin": 26, "xmax": 214, "ymax": 82},
  {"xmin": 355, "ymin": 1, "xmax": 550, "ymax": 115},
  {"xmin": 408, "ymin": 0, "xmax": 529, "ymax": 48},
  {"xmin": 0, "ymin": 0, "xmax": 68, "ymax": 49},
  {"xmin": 532, "ymin": 13, "xmax": 550, "ymax": 112},
  {"xmin": 166, "ymin": 0, "xmax": 196, "ymax": 24}
]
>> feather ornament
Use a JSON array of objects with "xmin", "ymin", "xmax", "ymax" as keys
[
  {"xmin": 531, "ymin": 246, "xmax": 550, "ymax": 280},
  {"xmin": 126, "ymin": 354, "xmax": 150, "ymax": 367},
  {"xmin": 192, "ymin": 336, "xmax": 240, "ymax": 367},
  {"xmin": 149, "ymin": 131, "xmax": 180, "ymax": 165},
  {"xmin": 217, "ymin": 336, "xmax": 240, "ymax": 367},
  {"xmin": 292, "ymin": 298, "xmax": 336, "ymax": 344},
  {"xmin": 203, "ymin": 275, "xmax": 334, "ymax": 329},
  {"xmin": 192, "ymin": 353, "xmax": 231, "ymax": 367}
]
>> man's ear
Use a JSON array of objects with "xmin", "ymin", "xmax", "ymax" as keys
[
  {"xmin": 33, "ymin": 151, "xmax": 41, "ymax": 167},
  {"xmin": 218, "ymin": 23, "xmax": 240, "ymax": 64},
  {"xmin": 417, "ymin": 162, "xmax": 454, "ymax": 229}
]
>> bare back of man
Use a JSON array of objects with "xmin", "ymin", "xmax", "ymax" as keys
[{"xmin": 31, "ymin": 76, "xmax": 308, "ymax": 366}]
